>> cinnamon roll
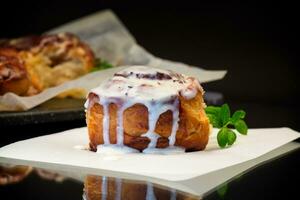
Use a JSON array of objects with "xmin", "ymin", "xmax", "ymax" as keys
[{"xmin": 86, "ymin": 66, "xmax": 211, "ymax": 153}]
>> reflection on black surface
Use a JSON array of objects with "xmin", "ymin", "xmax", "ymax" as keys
[
  {"xmin": 0, "ymin": 165, "xmax": 83, "ymax": 200},
  {"xmin": 204, "ymin": 148, "xmax": 300, "ymax": 200},
  {"xmin": 0, "ymin": 165, "xmax": 65, "ymax": 186},
  {"xmin": 0, "ymin": 165, "xmax": 199, "ymax": 200},
  {"xmin": 83, "ymin": 175, "xmax": 199, "ymax": 200},
  {"xmin": 0, "ymin": 165, "xmax": 32, "ymax": 185}
]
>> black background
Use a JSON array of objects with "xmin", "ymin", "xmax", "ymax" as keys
[{"xmin": 0, "ymin": 1, "xmax": 299, "ymax": 130}]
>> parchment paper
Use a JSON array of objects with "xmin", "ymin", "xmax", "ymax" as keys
[
  {"xmin": 0, "ymin": 127, "xmax": 298, "ymax": 183},
  {"xmin": 0, "ymin": 10, "xmax": 226, "ymax": 111}
]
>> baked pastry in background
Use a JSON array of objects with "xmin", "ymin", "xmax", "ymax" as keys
[
  {"xmin": 84, "ymin": 175, "xmax": 198, "ymax": 200},
  {"xmin": 0, "ymin": 33, "xmax": 95, "ymax": 96},
  {"xmin": 86, "ymin": 66, "xmax": 211, "ymax": 153}
]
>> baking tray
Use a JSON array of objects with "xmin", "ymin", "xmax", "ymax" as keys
[{"xmin": 0, "ymin": 98, "xmax": 86, "ymax": 127}]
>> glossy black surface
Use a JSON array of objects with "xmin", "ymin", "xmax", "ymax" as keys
[
  {"xmin": 0, "ymin": 2, "xmax": 299, "ymax": 200},
  {"xmin": 205, "ymin": 148, "xmax": 300, "ymax": 200},
  {"xmin": 0, "ymin": 167, "xmax": 84, "ymax": 200}
]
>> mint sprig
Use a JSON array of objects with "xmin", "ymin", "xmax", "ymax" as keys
[
  {"xmin": 90, "ymin": 58, "xmax": 114, "ymax": 72},
  {"xmin": 205, "ymin": 104, "xmax": 248, "ymax": 148}
]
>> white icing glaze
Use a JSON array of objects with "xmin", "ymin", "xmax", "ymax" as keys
[
  {"xmin": 83, "ymin": 99, "xmax": 89, "ymax": 109},
  {"xmin": 82, "ymin": 192, "xmax": 87, "ymax": 200},
  {"xmin": 96, "ymin": 144, "xmax": 139, "ymax": 155},
  {"xmin": 142, "ymin": 146, "xmax": 185, "ymax": 155},
  {"xmin": 100, "ymin": 98, "xmax": 110, "ymax": 144},
  {"xmin": 86, "ymin": 66, "xmax": 203, "ymax": 154},
  {"xmin": 168, "ymin": 98, "xmax": 179, "ymax": 146},
  {"xmin": 141, "ymin": 103, "xmax": 176, "ymax": 148},
  {"xmin": 116, "ymin": 105, "xmax": 126, "ymax": 145}
]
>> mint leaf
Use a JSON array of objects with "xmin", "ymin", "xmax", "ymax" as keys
[
  {"xmin": 205, "ymin": 106, "xmax": 222, "ymax": 128},
  {"xmin": 220, "ymin": 104, "xmax": 230, "ymax": 126},
  {"xmin": 217, "ymin": 128, "xmax": 228, "ymax": 148},
  {"xmin": 205, "ymin": 103, "xmax": 248, "ymax": 148},
  {"xmin": 235, "ymin": 119, "xmax": 248, "ymax": 135},
  {"xmin": 207, "ymin": 114, "xmax": 222, "ymax": 128},
  {"xmin": 100, "ymin": 60, "xmax": 114, "ymax": 69},
  {"xmin": 230, "ymin": 110, "xmax": 246, "ymax": 124},
  {"xmin": 205, "ymin": 106, "xmax": 221, "ymax": 115},
  {"xmin": 227, "ymin": 129, "xmax": 237, "ymax": 145},
  {"xmin": 90, "ymin": 59, "xmax": 114, "ymax": 72}
]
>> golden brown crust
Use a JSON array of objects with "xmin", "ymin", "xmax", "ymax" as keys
[
  {"xmin": 21, "ymin": 33, "xmax": 95, "ymax": 94},
  {"xmin": 86, "ymin": 90, "xmax": 210, "ymax": 152}
]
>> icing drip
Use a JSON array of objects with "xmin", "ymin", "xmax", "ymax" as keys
[
  {"xmin": 168, "ymin": 98, "xmax": 179, "ymax": 146},
  {"xmin": 86, "ymin": 66, "xmax": 203, "ymax": 154},
  {"xmin": 100, "ymin": 98, "xmax": 110, "ymax": 144},
  {"xmin": 82, "ymin": 192, "xmax": 87, "ymax": 200},
  {"xmin": 96, "ymin": 144, "xmax": 139, "ymax": 155},
  {"xmin": 142, "ymin": 102, "xmax": 180, "ymax": 152},
  {"xmin": 116, "ymin": 106, "xmax": 126, "ymax": 145},
  {"xmin": 142, "ymin": 146, "xmax": 185, "ymax": 154},
  {"xmin": 83, "ymin": 99, "xmax": 89, "ymax": 110},
  {"xmin": 142, "ymin": 103, "xmax": 173, "ymax": 149}
]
